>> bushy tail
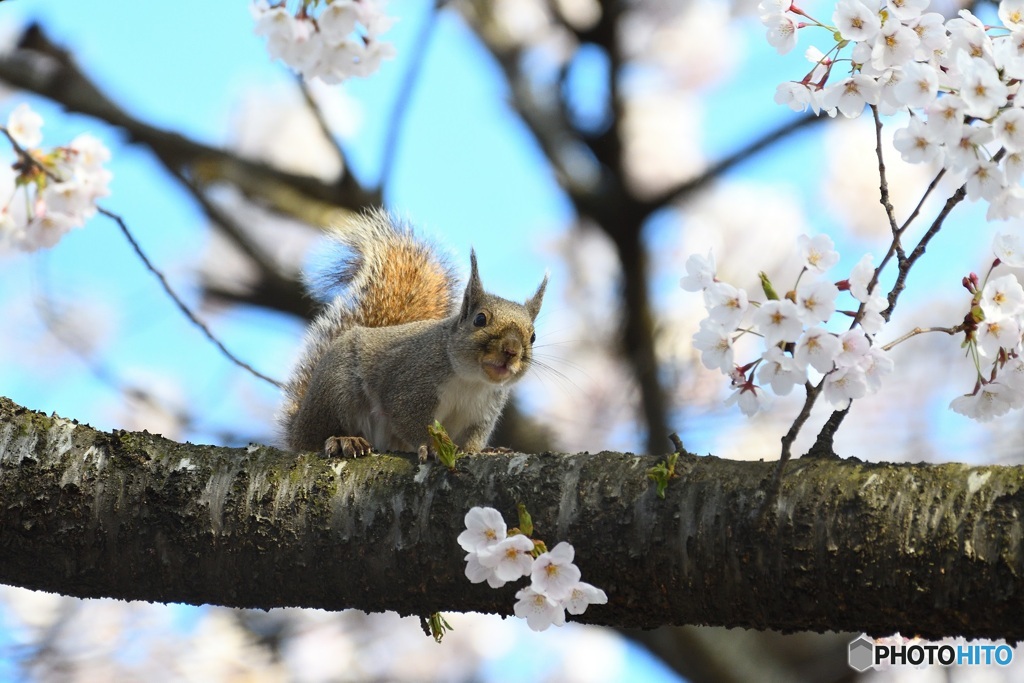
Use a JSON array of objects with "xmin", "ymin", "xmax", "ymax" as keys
[{"xmin": 278, "ymin": 208, "xmax": 458, "ymax": 444}]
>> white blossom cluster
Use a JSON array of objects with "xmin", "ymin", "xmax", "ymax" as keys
[
  {"xmin": 760, "ymin": 0, "xmax": 1024, "ymax": 221},
  {"xmin": 949, "ymin": 232, "xmax": 1024, "ymax": 421},
  {"xmin": 251, "ymin": 0, "xmax": 395, "ymax": 83},
  {"xmin": 458, "ymin": 506, "xmax": 607, "ymax": 632},
  {"xmin": 683, "ymin": 234, "xmax": 894, "ymax": 416},
  {"xmin": 0, "ymin": 104, "xmax": 112, "ymax": 252}
]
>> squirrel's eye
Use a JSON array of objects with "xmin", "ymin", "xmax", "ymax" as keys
[
  {"xmin": 474, "ymin": 312, "xmax": 487, "ymax": 327},
  {"xmin": 530, "ymin": 332, "xmax": 536, "ymax": 344}
]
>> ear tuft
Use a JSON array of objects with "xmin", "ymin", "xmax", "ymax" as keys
[
  {"xmin": 525, "ymin": 271, "xmax": 548, "ymax": 321},
  {"xmin": 460, "ymin": 249, "xmax": 485, "ymax": 321}
]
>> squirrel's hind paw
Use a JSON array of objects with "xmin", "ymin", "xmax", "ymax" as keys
[{"xmin": 324, "ymin": 435, "xmax": 373, "ymax": 458}]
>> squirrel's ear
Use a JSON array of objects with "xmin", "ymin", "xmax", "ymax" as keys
[
  {"xmin": 460, "ymin": 249, "xmax": 485, "ymax": 320},
  {"xmin": 525, "ymin": 271, "xmax": 548, "ymax": 321}
]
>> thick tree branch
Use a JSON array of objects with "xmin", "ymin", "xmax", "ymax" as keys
[{"xmin": 2, "ymin": 396, "xmax": 1023, "ymax": 640}]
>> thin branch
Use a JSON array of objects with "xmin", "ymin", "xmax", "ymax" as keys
[
  {"xmin": 813, "ymin": 128, "xmax": 959, "ymax": 454},
  {"xmin": 99, "ymin": 207, "xmax": 284, "ymax": 388},
  {"xmin": 886, "ymin": 181, "xmax": 970, "ymax": 316},
  {"xmin": 897, "ymin": 166, "xmax": 945, "ymax": 234},
  {"xmin": 881, "ymin": 325, "xmax": 960, "ymax": 351},
  {"xmin": 872, "ymin": 106, "xmax": 900, "ymax": 235},
  {"xmin": 0, "ymin": 25, "xmax": 378, "ymax": 216},
  {"xmin": 378, "ymin": 1, "xmax": 442, "ymax": 189},
  {"xmin": 779, "ymin": 381, "xmax": 822, "ymax": 465}
]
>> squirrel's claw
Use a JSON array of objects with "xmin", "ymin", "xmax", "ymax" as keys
[
  {"xmin": 324, "ymin": 435, "xmax": 373, "ymax": 459},
  {"xmin": 417, "ymin": 444, "xmax": 434, "ymax": 463}
]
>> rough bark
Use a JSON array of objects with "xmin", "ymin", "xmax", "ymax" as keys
[{"xmin": 1, "ymin": 396, "xmax": 1023, "ymax": 641}]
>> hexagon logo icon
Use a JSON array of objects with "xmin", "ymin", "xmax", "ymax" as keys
[{"xmin": 848, "ymin": 635, "xmax": 875, "ymax": 672}]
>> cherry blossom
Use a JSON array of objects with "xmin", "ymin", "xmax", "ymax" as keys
[
  {"xmin": 976, "ymin": 318, "xmax": 1021, "ymax": 357},
  {"xmin": 459, "ymin": 507, "xmax": 607, "ymax": 630},
  {"xmin": 693, "ymin": 318, "xmax": 734, "ymax": 372},
  {"xmin": 457, "ymin": 506, "xmax": 506, "ymax": 552},
  {"xmin": 950, "ymin": 383, "xmax": 1020, "ymax": 422},
  {"xmin": 993, "ymin": 231, "xmax": 1024, "ymax": 267},
  {"xmin": 757, "ymin": 347, "xmax": 806, "ymax": 396},
  {"xmin": 798, "ymin": 233, "xmax": 840, "ymax": 273},
  {"xmin": 684, "ymin": 237, "xmax": 891, "ymax": 419},
  {"xmin": 893, "ymin": 61, "xmax": 938, "ymax": 109},
  {"xmin": 251, "ymin": 0, "xmax": 394, "ymax": 83},
  {"xmin": 870, "ymin": 19, "xmax": 920, "ymax": 70},
  {"xmin": 0, "ymin": 104, "xmax": 113, "ymax": 252},
  {"xmin": 980, "ymin": 274, "xmax": 1024, "ymax": 320},
  {"xmin": 704, "ymin": 282, "xmax": 749, "ymax": 328},
  {"xmin": 562, "ymin": 582, "xmax": 609, "ymax": 616},
  {"xmin": 823, "ymin": 365, "xmax": 869, "ymax": 407},
  {"xmin": 764, "ymin": 14, "xmax": 799, "ymax": 55},
  {"xmin": 848, "ymin": 253, "xmax": 876, "ymax": 303},
  {"xmin": 860, "ymin": 346, "xmax": 894, "ymax": 391},
  {"xmin": 679, "ymin": 251, "xmax": 717, "ymax": 291},
  {"xmin": 725, "ymin": 383, "xmax": 771, "ymax": 416},
  {"xmin": 763, "ymin": 2, "xmax": 1024, "ymax": 224},
  {"xmin": 530, "ymin": 542, "xmax": 582, "ymax": 602},
  {"xmin": 795, "ymin": 279, "xmax": 840, "ymax": 325},
  {"xmin": 893, "ymin": 116, "xmax": 940, "ymax": 164},
  {"xmin": 477, "ymin": 535, "xmax": 535, "ymax": 582},
  {"xmin": 513, "ymin": 587, "xmax": 566, "ymax": 632},
  {"xmin": 833, "ymin": 0, "xmax": 881, "ymax": 42},
  {"xmin": 7, "ymin": 103, "xmax": 42, "ymax": 148},
  {"xmin": 464, "ymin": 551, "xmax": 507, "ymax": 589},
  {"xmin": 753, "ymin": 299, "xmax": 804, "ymax": 346},
  {"xmin": 795, "ymin": 326, "xmax": 842, "ymax": 374}
]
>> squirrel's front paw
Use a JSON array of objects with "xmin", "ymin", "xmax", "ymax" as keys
[{"xmin": 324, "ymin": 436, "xmax": 373, "ymax": 458}]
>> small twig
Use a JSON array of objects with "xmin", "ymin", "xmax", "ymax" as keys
[
  {"xmin": 885, "ymin": 182, "xmax": 970, "ymax": 318},
  {"xmin": 0, "ymin": 125, "xmax": 61, "ymax": 181},
  {"xmin": 1, "ymin": 125, "xmax": 283, "ymax": 389},
  {"xmin": 881, "ymin": 325, "xmax": 960, "ymax": 352},
  {"xmin": 897, "ymin": 166, "xmax": 945, "ymax": 235},
  {"xmin": 100, "ymin": 207, "xmax": 284, "ymax": 388},
  {"xmin": 779, "ymin": 381, "xmax": 822, "ymax": 466},
  {"xmin": 668, "ymin": 432, "xmax": 684, "ymax": 454},
  {"xmin": 872, "ymin": 106, "xmax": 900, "ymax": 236},
  {"xmin": 815, "ymin": 123, "xmax": 967, "ymax": 451}
]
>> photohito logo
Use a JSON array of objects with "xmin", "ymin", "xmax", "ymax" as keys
[{"xmin": 848, "ymin": 635, "xmax": 1014, "ymax": 671}]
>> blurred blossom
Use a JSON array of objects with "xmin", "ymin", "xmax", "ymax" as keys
[
  {"xmin": 231, "ymin": 83, "xmax": 361, "ymax": 181},
  {"xmin": 621, "ymin": 91, "xmax": 705, "ymax": 197},
  {"xmin": 619, "ymin": 1, "xmax": 743, "ymax": 89},
  {"xmin": 822, "ymin": 117, "xmax": 937, "ymax": 239}
]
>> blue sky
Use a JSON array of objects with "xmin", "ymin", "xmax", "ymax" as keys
[
  {"xmin": 0, "ymin": 0, "xmax": 1018, "ymax": 679},
  {"xmin": 0, "ymin": 0, "xmax": 999, "ymax": 456},
  {"xmin": 0, "ymin": 2, "xmax": 691, "ymax": 680}
]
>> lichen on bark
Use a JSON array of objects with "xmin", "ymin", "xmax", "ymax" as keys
[{"xmin": 1, "ymin": 396, "xmax": 1023, "ymax": 639}]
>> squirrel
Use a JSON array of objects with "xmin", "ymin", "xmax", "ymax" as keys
[{"xmin": 278, "ymin": 208, "xmax": 548, "ymax": 460}]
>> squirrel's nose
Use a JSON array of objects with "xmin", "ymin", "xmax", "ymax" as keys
[{"xmin": 502, "ymin": 338, "xmax": 523, "ymax": 360}]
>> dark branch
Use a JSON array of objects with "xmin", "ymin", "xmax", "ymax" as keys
[
  {"xmin": 3, "ymin": 395, "xmax": 1024, "ymax": 640},
  {"xmin": 1, "ymin": 24, "xmax": 379, "ymax": 215}
]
